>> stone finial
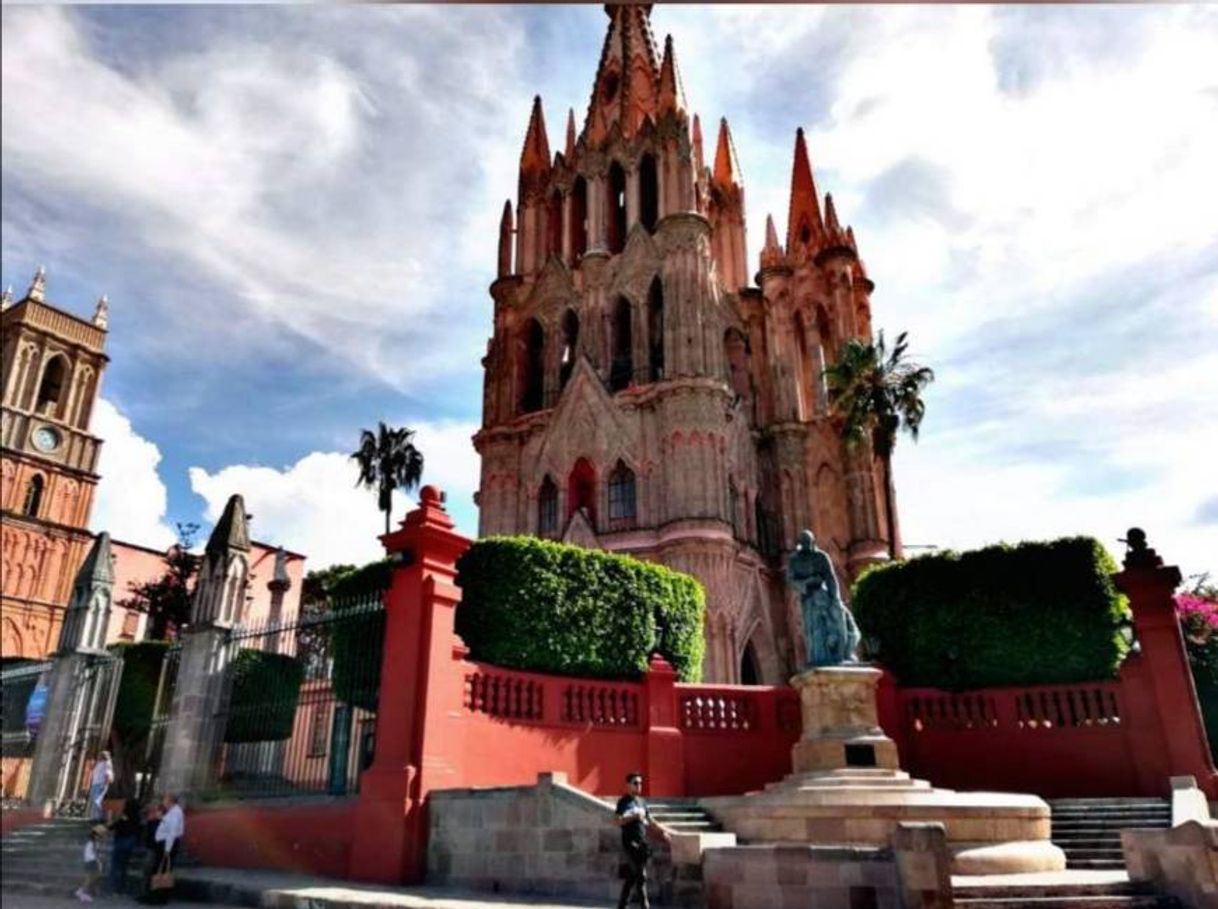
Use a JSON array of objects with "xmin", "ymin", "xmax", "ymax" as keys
[
  {"xmin": 498, "ymin": 199, "xmax": 514, "ymax": 278},
  {"xmin": 27, "ymin": 266, "xmax": 46, "ymax": 303},
  {"xmin": 1, "ymin": 285, "xmax": 13, "ymax": 310},
  {"xmin": 691, "ymin": 113, "xmax": 705, "ymax": 172},
  {"xmin": 93, "ymin": 294, "xmax": 109, "ymax": 329},
  {"xmin": 59, "ymin": 531, "xmax": 115, "ymax": 653},
  {"xmin": 712, "ymin": 117, "xmax": 741, "ymax": 189},
  {"xmin": 786, "ymin": 127, "xmax": 823, "ymax": 252},
  {"xmin": 824, "ymin": 193, "xmax": 841, "ymax": 234},
  {"xmin": 658, "ymin": 34, "xmax": 686, "ymax": 116},
  {"xmin": 520, "ymin": 95, "xmax": 552, "ymax": 178}
]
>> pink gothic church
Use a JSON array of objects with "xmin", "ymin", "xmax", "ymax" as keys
[{"xmin": 474, "ymin": 5, "xmax": 895, "ymax": 683}]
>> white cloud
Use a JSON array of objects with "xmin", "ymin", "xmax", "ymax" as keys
[
  {"xmin": 188, "ymin": 421, "xmax": 479, "ymax": 570},
  {"xmin": 90, "ymin": 398, "xmax": 176, "ymax": 548}
]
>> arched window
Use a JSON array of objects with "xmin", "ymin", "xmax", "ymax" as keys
[
  {"xmin": 799, "ymin": 220, "xmax": 812, "ymax": 246},
  {"xmin": 607, "ymin": 460, "xmax": 637, "ymax": 528},
  {"xmin": 815, "ymin": 305, "xmax": 833, "ymax": 404},
  {"xmin": 755, "ymin": 496, "xmax": 776, "ymax": 557},
  {"xmin": 728, "ymin": 479, "xmax": 739, "ymax": 538},
  {"xmin": 567, "ymin": 458, "xmax": 597, "ymax": 526},
  {"xmin": 538, "ymin": 476, "xmax": 558, "ymax": 537},
  {"xmin": 559, "ymin": 309, "xmax": 579, "ymax": 390},
  {"xmin": 36, "ymin": 356, "xmax": 67, "ymax": 416},
  {"xmin": 570, "ymin": 177, "xmax": 588, "ymax": 260},
  {"xmin": 647, "ymin": 277, "xmax": 664, "ymax": 382},
  {"xmin": 724, "ymin": 328, "xmax": 751, "ymax": 399},
  {"xmin": 520, "ymin": 318, "xmax": 545, "ymax": 414},
  {"xmin": 610, "ymin": 297, "xmax": 633, "ymax": 391},
  {"xmin": 607, "ymin": 162, "xmax": 627, "ymax": 254},
  {"xmin": 740, "ymin": 641, "xmax": 760, "ymax": 685},
  {"xmin": 639, "ymin": 153, "xmax": 659, "ymax": 232},
  {"xmin": 546, "ymin": 189, "xmax": 563, "ymax": 260},
  {"xmin": 22, "ymin": 475, "xmax": 44, "ymax": 517}
]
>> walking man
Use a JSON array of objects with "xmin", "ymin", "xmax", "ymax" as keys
[
  {"xmin": 614, "ymin": 772, "xmax": 670, "ymax": 909},
  {"xmin": 88, "ymin": 751, "xmax": 113, "ymax": 821}
]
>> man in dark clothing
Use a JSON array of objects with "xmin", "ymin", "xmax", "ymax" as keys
[
  {"xmin": 614, "ymin": 772, "xmax": 670, "ymax": 909},
  {"xmin": 106, "ymin": 798, "xmax": 142, "ymax": 894}
]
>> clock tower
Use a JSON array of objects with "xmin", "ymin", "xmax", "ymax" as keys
[{"xmin": 0, "ymin": 268, "xmax": 110, "ymax": 659}]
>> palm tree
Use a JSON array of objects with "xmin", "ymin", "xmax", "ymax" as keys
[
  {"xmin": 823, "ymin": 330, "xmax": 934, "ymax": 560},
  {"xmin": 351, "ymin": 422, "xmax": 425, "ymax": 534}
]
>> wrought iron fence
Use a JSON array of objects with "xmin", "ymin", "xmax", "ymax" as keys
[
  {"xmin": 206, "ymin": 595, "xmax": 384, "ymax": 800},
  {"xmin": 138, "ymin": 643, "xmax": 181, "ymax": 800}
]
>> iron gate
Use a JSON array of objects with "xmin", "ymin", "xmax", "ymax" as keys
[{"xmin": 54, "ymin": 653, "xmax": 124, "ymax": 811}]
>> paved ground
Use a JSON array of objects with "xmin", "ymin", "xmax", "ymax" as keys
[
  {"xmin": 951, "ymin": 870, "xmax": 1131, "ymax": 887},
  {"xmin": 0, "ymin": 898, "xmax": 244, "ymax": 909}
]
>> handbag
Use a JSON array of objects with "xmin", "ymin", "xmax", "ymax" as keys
[{"xmin": 150, "ymin": 854, "xmax": 174, "ymax": 891}]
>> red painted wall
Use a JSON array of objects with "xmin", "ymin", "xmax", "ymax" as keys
[
  {"xmin": 1, "ymin": 805, "xmax": 45, "ymax": 836},
  {"xmin": 185, "ymin": 800, "xmax": 356, "ymax": 878}
]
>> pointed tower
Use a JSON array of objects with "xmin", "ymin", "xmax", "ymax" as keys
[
  {"xmin": 516, "ymin": 96, "xmax": 553, "ymax": 276},
  {"xmin": 786, "ymin": 128, "xmax": 823, "ymax": 254},
  {"xmin": 192, "ymin": 493, "xmax": 251, "ymax": 628},
  {"xmin": 584, "ymin": 4, "xmax": 662, "ymax": 145},
  {"xmin": 709, "ymin": 117, "xmax": 748, "ymax": 291},
  {"xmin": 1, "ymin": 267, "xmax": 110, "ymax": 657},
  {"xmin": 657, "ymin": 35, "xmax": 686, "ymax": 116},
  {"xmin": 57, "ymin": 532, "xmax": 115, "ymax": 654},
  {"xmin": 498, "ymin": 200, "xmax": 514, "ymax": 278}
]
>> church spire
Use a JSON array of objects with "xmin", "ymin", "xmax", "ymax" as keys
[
  {"xmin": 519, "ymin": 95, "xmax": 552, "ymax": 186},
  {"xmin": 657, "ymin": 34, "xmax": 685, "ymax": 116},
  {"xmin": 786, "ymin": 128, "xmax": 823, "ymax": 252},
  {"xmin": 712, "ymin": 117, "xmax": 741, "ymax": 189},
  {"xmin": 583, "ymin": 3, "xmax": 661, "ymax": 145}
]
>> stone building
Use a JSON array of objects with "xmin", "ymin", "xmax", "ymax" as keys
[
  {"xmin": 1, "ymin": 270, "xmax": 110, "ymax": 659},
  {"xmin": 473, "ymin": 6, "xmax": 895, "ymax": 683}
]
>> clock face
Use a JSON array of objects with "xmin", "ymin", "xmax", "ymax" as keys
[{"xmin": 32, "ymin": 426, "xmax": 61, "ymax": 453}]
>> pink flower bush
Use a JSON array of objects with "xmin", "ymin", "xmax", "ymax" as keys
[{"xmin": 1177, "ymin": 592, "xmax": 1218, "ymax": 647}]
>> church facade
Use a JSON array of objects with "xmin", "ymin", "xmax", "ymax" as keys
[{"xmin": 473, "ymin": 6, "xmax": 895, "ymax": 683}]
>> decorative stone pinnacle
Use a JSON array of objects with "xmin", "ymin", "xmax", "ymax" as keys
[
  {"xmin": 28, "ymin": 266, "xmax": 46, "ymax": 303},
  {"xmin": 0, "ymin": 285, "xmax": 12, "ymax": 310},
  {"xmin": 93, "ymin": 294, "xmax": 110, "ymax": 329}
]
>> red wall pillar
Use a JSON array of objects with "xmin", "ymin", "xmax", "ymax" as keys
[
  {"xmin": 1115, "ymin": 531, "xmax": 1217, "ymax": 798},
  {"xmin": 349, "ymin": 486, "xmax": 471, "ymax": 883},
  {"xmin": 644, "ymin": 654, "xmax": 684, "ymax": 797}
]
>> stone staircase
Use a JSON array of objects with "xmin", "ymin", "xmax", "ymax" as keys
[
  {"xmin": 1, "ymin": 816, "xmax": 157, "ymax": 898},
  {"xmin": 954, "ymin": 877, "xmax": 1179, "ymax": 908},
  {"xmin": 647, "ymin": 799, "xmax": 723, "ymax": 834},
  {"xmin": 1049, "ymin": 798, "xmax": 1172, "ymax": 870}
]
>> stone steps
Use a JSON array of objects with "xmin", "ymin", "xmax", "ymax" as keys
[
  {"xmin": 1048, "ymin": 799, "xmax": 1171, "ymax": 871},
  {"xmin": 649, "ymin": 801, "xmax": 723, "ymax": 833},
  {"xmin": 954, "ymin": 878, "xmax": 1178, "ymax": 908}
]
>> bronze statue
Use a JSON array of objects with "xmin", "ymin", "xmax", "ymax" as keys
[{"xmin": 787, "ymin": 530, "xmax": 860, "ymax": 667}]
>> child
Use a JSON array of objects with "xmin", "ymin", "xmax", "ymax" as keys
[{"xmin": 75, "ymin": 825, "xmax": 106, "ymax": 902}]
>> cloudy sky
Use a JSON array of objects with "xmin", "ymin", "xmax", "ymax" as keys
[{"xmin": 2, "ymin": 4, "xmax": 1215, "ymax": 578}]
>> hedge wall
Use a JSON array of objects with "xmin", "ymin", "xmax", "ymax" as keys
[
  {"xmin": 224, "ymin": 649, "xmax": 305, "ymax": 743},
  {"xmin": 852, "ymin": 536, "xmax": 1129, "ymax": 689},
  {"xmin": 455, "ymin": 536, "xmax": 705, "ymax": 682}
]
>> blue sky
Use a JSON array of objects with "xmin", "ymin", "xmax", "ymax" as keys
[{"xmin": 2, "ymin": 5, "xmax": 1216, "ymax": 578}]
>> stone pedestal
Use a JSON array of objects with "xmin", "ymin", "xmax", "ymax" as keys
[
  {"xmin": 790, "ymin": 666, "xmax": 899, "ymax": 773},
  {"xmin": 701, "ymin": 663, "xmax": 1068, "ymax": 875}
]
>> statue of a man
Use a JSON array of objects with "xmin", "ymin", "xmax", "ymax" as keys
[{"xmin": 787, "ymin": 530, "xmax": 860, "ymax": 667}]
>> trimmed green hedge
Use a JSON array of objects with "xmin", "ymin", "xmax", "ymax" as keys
[
  {"xmin": 224, "ymin": 649, "xmax": 305, "ymax": 743},
  {"xmin": 111, "ymin": 641, "xmax": 172, "ymax": 745},
  {"xmin": 852, "ymin": 536, "xmax": 1129, "ymax": 689},
  {"xmin": 454, "ymin": 536, "xmax": 705, "ymax": 682}
]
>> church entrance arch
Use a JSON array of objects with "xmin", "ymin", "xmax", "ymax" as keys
[{"xmin": 740, "ymin": 640, "xmax": 760, "ymax": 685}]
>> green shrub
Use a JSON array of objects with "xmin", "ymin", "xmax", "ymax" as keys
[
  {"xmin": 332, "ymin": 608, "xmax": 385, "ymax": 711},
  {"xmin": 455, "ymin": 536, "xmax": 705, "ymax": 682},
  {"xmin": 224, "ymin": 649, "xmax": 305, "ymax": 743},
  {"xmin": 851, "ymin": 536, "xmax": 1129, "ymax": 689}
]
